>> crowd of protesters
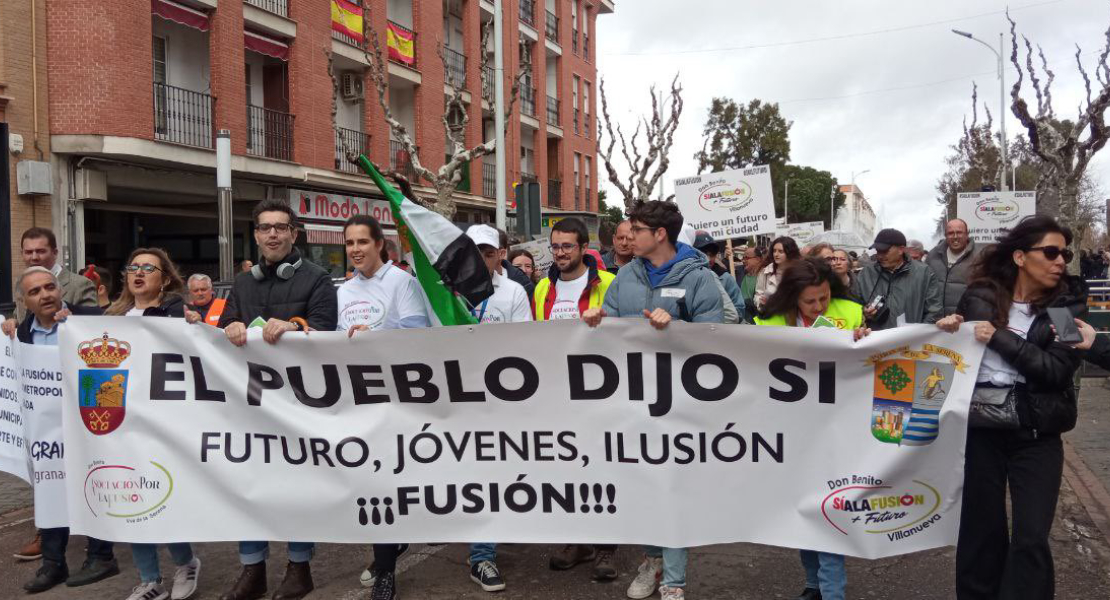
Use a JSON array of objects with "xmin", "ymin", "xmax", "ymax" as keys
[{"xmin": 1, "ymin": 194, "xmax": 1100, "ymax": 600}]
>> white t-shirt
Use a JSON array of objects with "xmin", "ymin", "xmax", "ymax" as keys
[
  {"xmin": 126, "ymin": 307, "xmax": 144, "ymax": 317},
  {"xmin": 977, "ymin": 302, "xmax": 1037, "ymax": 385},
  {"xmin": 337, "ymin": 262, "xmax": 431, "ymax": 331},
  {"xmin": 548, "ymin": 271, "xmax": 589, "ymax": 320},
  {"xmin": 472, "ymin": 270, "xmax": 532, "ymax": 325}
]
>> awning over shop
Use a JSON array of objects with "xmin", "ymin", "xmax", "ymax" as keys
[
  {"xmin": 245, "ymin": 30, "xmax": 290, "ymax": 61},
  {"xmin": 305, "ymin": 224, "xmax": 345, "ymax": 246},
  {"xmin": 151, "ymin": 0, "xmax": 210, "ymax": 32}
]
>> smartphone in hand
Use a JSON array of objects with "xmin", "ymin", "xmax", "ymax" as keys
[{"xmin": 1047, "ymin": 307, "xmax": 1082, "ymax": 343}]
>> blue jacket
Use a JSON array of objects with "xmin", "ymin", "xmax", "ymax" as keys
[{"xmin": 601, "ymin": 243, "xmax": 725, "ymax": 323}]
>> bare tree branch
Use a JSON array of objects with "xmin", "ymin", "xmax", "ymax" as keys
[{"xmin": 597, "ymin": 75, "xmax": 683, "ymax": 207}]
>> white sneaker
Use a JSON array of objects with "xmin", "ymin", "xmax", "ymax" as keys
[
  {"xmin": 660, "ymin": 585, "xmax": 686, "ymax": 600},
  {"xmin": 625, "ymin": 556, "xmax": 663, "ymax": 599},
  {"xmin": 171, "ymin": 557, "xmax": 201, "ymax": 600},
  {"xmin": 126, "ymin": 581, "xmax": 169, "ymax": 600}
]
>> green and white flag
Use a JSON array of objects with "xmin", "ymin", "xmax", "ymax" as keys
[{"xmin": 357, "ymin": 156, "xmax": 493, "ymax": 326}]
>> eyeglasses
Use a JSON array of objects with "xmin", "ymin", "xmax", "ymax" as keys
[
  {"xmin": 124, "ymin": 264, "xmax": 163, "ymax": 275},
  {"xmin": 256, "ymin": 223, "xmax": 295, "ymax": 233},
  {"xmin": 550, "ymin": 243, "xmax": 582, "ymax": 255},
  {"xmin": 630, "ymin": 225, "xmax": 658, "ymax": 235},
  {"xmin": 1028, "ymin": 246, "xmax": 1074, "ymax": 263}
]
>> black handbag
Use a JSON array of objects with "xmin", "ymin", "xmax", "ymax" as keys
[{"xmin": 968, "ymin": 384, "xmax": 1021, "ymax": 429}]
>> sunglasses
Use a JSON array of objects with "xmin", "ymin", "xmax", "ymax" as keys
[
  {"xmin": 124, "ymin": 264, "xmax": 163, "ymax": 275},
  {"xmin": 1027, "ymin": 246, "xmax": 1074, "ymax": 264}
]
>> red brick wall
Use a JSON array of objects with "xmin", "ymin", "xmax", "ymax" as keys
[{"xmin": 210, "ymin": 0, "xmax": 247, "ymax": 154}]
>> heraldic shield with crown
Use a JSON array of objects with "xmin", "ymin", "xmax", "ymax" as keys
[
  {"xmin": 868, "ymin": 345, "xmax": 968, "ymax": 447},
  {"xmin": 76, "ymin": 332, "xmax": 131, "ymax": 435}
]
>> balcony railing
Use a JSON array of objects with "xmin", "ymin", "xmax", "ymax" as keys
[
  {"xmin": 247, "ymin": 105, "xmax": 294, "ymax": 161},
  {"xmin": 153, "ymin": 82, "xmax": 215, "ymax": 148},
  {"xmin": 545, "ymin": 11, "xmax": 559, "ymax": 42},
  {"xmin": 574, "ymin": 184, "xmax": 581, "ymax": 210},
  {"xmin": 548, "ymin": 179, "xmax": 562, "ymax": 208},
  {"xmin": 482, "ymin": 162, "xmax": 496, "ymax": 197},
  {"xmin": 521, "ymin": 86, "xmax": 536, "ymax": 117},
  {"xmin": 584, "ymin": 33, "xmax": 589, "ymax": 60},
  {"xmin": 583, "ymin": 112, "xmax": 590, "ymax": 138},
  {"xmin": 444, "ymin": 47, "xmax": 467, "ymax": 88},
  {"xmin": 573, "ymin": 108, "xmax": 580, "ymax": 134},
  {"xmin": 482, "ymin": 64, "xmax": 494, "ymax": 100},
  {"xmin": 546, "ymin": 95, "xmax": 559, "ymax": 124},
  {"xmin": 390, "ymin": 139, "xmax": 418, "ymax": 181},
  {"xmin": 519, "ymin": 0, "xmax": 535, "ymax": 26},
  {"xmin": 572, "ymin": 29, "xmax": 578, "ymax": 53},
  {"xmin": 584, "ymin": 187, "xmax": 592, "ymax": 211},
  {"xmin": 245, "ymin": 0, "xmax": 287, "ymax": 17},
  {"xmin": 335, "ymin": 127, "xmax": 370, "ymax": 174},
  {"xmin": 387, "ymin": 20, "xmax": 417, "ymax": 69}
]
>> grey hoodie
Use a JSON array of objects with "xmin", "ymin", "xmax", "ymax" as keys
[
  {"xmin": 924, "ymin": 240, "xmax": 980, "ymax": 317},
  {"xmin": 602, "ymin": 244, "xmax": 725, "ymax": 323}
]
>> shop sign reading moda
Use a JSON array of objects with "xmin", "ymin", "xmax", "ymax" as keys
[
  {"xmin": 35, "ymin": 318, "xmax": 988, "ymax": 559},
  {"xmin": 673, "ymin": 166, "xmax": 776, "ymax": 239}
]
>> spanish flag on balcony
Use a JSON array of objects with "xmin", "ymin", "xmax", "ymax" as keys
[
  {"xmin": 330, "ymin": 0, "xmax": 363, "ymax": 43},
  {"xmin": 387, "ymin": 22, "xmax": 416, "ymax": 66}
]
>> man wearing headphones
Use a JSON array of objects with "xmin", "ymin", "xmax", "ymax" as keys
[{"xmin": 215, "ymin": 199, "xmax": 337, "ymax": 600}]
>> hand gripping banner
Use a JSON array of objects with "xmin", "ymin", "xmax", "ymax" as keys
[{"xmin": 59, "ymin": 317, "xmax": 985, "ymax": 559}]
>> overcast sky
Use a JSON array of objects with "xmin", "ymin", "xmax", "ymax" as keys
[{"xmin": 595, "ymin": 0, "xmax": 1110, "ymax": 244}]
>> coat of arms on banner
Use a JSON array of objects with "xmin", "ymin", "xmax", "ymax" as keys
[
  {"xmin": 867, "ymin": 344, "xmax": 967, "ymax": 446},
  {"xmin": 76, "ymin": 333, "xmax": 131, "ymax": 435}
]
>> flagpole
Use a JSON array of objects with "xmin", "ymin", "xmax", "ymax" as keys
[{"xmin": 493, "ymin": 0, "xmax": 508, "ymax": 229}]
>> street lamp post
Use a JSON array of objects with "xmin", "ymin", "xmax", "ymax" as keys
[
  {"xmin": 784, "ymin": 179, "xmax": 792, "ymax": 224},
  {"xmin": 842, "ymin": 169, "xmax": 870, "ymax": 232},
  {"xmin": 953, "ymin": 29, "xmax": 1009, "ymax": 191}
]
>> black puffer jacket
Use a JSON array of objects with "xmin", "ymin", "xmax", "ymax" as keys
[
  {"xmin": 957, "ymin": 277, "xmax": 1087, "ymax": 434},
  {"xmin": 218, "ymin": 252, "xmax": 338, "ymax": 331},
  {"xmin": 138, "ymin": 293, "xmax": 187, "ymax": 318}
]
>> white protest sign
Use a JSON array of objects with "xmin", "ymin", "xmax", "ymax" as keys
[
  {"xmin": 0, "ymin": 336, "xmax": 29, "ymax": 483},
  {"xmin": 62, "ymin": 317, "xmax": 983, "ymax": 559},
  {"xmin": 775, "ymin": 221, "xmax": 826, "ymax": 245},
  {"xmin": 957, "ymin": 191, "xmax": 1036, "ymax": 243},
  {"xmin": 21, "ymin": 344, "xmax": 68, "ymax": 528},
  {"xmin": 510, "ymin": 239, "xmax": 554, "ymax": 275},
  {"xmin": 674, "ymin": 166, "xmax": 776, "ymax": 239}
]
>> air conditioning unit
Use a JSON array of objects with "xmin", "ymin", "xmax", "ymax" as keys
[{"xmin": 341, "ymin": 73, "xmax": 364, "ymax": 102}]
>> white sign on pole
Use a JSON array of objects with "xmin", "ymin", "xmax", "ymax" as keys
[
  {"xmin": 0, "ymin": 336, "xmax": 29, "ymax": 483},
  {"xmin": 510, "ymin": 239, "xmax": 555, "ymax": 275},
  {"xmin": 774, "ymin": 221, "xmax": 826, "ymax": 245},
  {"xmin": 956, "ymin": 191, "xmax": 1036, "ymax": 243},
  {"xmin": 673, "ymin": 166, "xmax": 776, "ymax": 239},
  {"xmin": 61, "ymin": 317, "xmax": 983, "ymax": 559}
]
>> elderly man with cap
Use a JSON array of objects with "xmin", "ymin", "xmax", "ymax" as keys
[
  {"xmin": 851, "ymin": 228, "xmax": 942, "ymax": 330},
  {"xmin": 466, "ymin": 224, "xmax": 532, "ymax": 326}
]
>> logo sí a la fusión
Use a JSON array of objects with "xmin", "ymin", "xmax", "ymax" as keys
[
  {"xmin": 822, "ymin": 477, "xmax": 942, "ymax": 540},
  {"xmin": 84, "ymin": 461, "xmax": 173, "ymax": 519},
  {"xmin": 975, "ymin": 197, "xmax": 1021, "ymax": 224},
  {"xmin": 867, "ymin": 344, "xmax": 967, "ymax": 446},
  {"xmin": 76, "ymin": 332, "xmax": 131, "ymax": 435},
  {"xmin": 697, "ymin": 181, "xmax": 754, "ymax": 212}
]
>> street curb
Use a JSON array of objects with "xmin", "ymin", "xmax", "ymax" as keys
[{"xmin": 1062, "ymin": 439, "xmax": 1110, "ymax": 548}]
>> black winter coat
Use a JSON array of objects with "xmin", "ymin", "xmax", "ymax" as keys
[
  {"xmin": 957, "ymin": 277, "xmax": 1087, "ymax": 434},
  {"xmin": 217, "ymin": 252, "xmax": 338, "ymax": 331}
]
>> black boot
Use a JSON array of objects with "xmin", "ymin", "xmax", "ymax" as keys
[
  {"xmin": 220, "ymin": 562, "xmax": 268, "ymax": 600},
  {"xmin": 24, "ymin": 564, "xmax": 68, "ymax": 594},
  {"xmin": 65, "ymin": 557, "xmax": 120, "ymax": 587},
  {"xmin": 272, "ymin": 561, "xmax": 314, "ymax": 600}
]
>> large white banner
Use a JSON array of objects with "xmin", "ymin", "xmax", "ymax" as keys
[
  {"xmin": 957, "ymin": 191, "xmax": 1036, "ymax": 243},
  {"xmin": 0, "ymin": 336, "xmax": 29, "ymax": 483},
  {"xmin": 60, "ymin": 318, "xmax": 983, "ymax": 559},
  {"xmin": 21, "ymin": 344, "xmax": 68, "ymax": 528},
  {"xmin": 674, "ymin": 166, "xmax": 776, "ymax": 239},
  {"xmin": 775, "ymin": 220, "xmax": 826, "ymax": 245}
]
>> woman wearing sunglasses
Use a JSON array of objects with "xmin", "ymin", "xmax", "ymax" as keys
[
  {"xmin": 106, "ymin": 248, "xmax": 202, "ymax": 600},
  {"xmin": 935, "ymin": 215, "xmax": 1085, "ymax": 599}
]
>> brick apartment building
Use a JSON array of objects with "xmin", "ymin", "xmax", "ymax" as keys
[{"xmin": 1, "ymin": 0, "xmax": 613, "ymax": 291}]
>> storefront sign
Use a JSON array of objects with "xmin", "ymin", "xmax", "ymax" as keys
[{"xmin": 289, "ymin": 189, "xmax": 396, "ymax": 227}]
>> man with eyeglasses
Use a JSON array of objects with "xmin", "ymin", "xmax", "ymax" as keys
[
  {"xmin": 739, "ymin": 246, "xmax": 764, "ymax": 323},
  {"xmin": 533, "ymin": 218, "xmax": 615, "ymax": 322},
  {"xmin": 601, "ymin": 219, "xmax": 634, "ymax": 272},
  {"xmin": 925, "ymin": 218, "xmax": 983, "ymax": 317},
  {"xmin": 215, "ymin": 199, "xmax": 336, "ymax": 600},
  {"xmin": 852, "ymin": 228, "xmax": 942, "ymax": 331}
]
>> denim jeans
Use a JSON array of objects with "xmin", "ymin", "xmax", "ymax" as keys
[
  {"xmin": 643, "ymin": 546, "xmax": 687, "ymax": 588},
  {"xmin": 132, "ymin": 543, "xmax": 194, "ymax": 583},
  {"xmin": 238, "ymin": 541, "xmax": 314, "ymax": 565},
  {"xmin": 800, "ymin": 550, "xmax": 846, "ymax": 600},
  {"xmin": 40, "ymin": 528, "xmax": 114, "ymax": 572},
  {"xmin": 469, "ymin": 543, "xmax": 496, "ymax": 564}
]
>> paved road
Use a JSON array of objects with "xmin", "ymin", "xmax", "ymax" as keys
[
  {"xmin": 0, "ymin": 471, "xmax": 30, "ymax": 516},
  {"xmin": 1, "ymin": 386, "xmax": 1109, "ymax": 598}
]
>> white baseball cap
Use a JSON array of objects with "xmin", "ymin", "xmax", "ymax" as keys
[{"xmin": 466, "ymin": 224, "xmax": 500, "ymax": 249}]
